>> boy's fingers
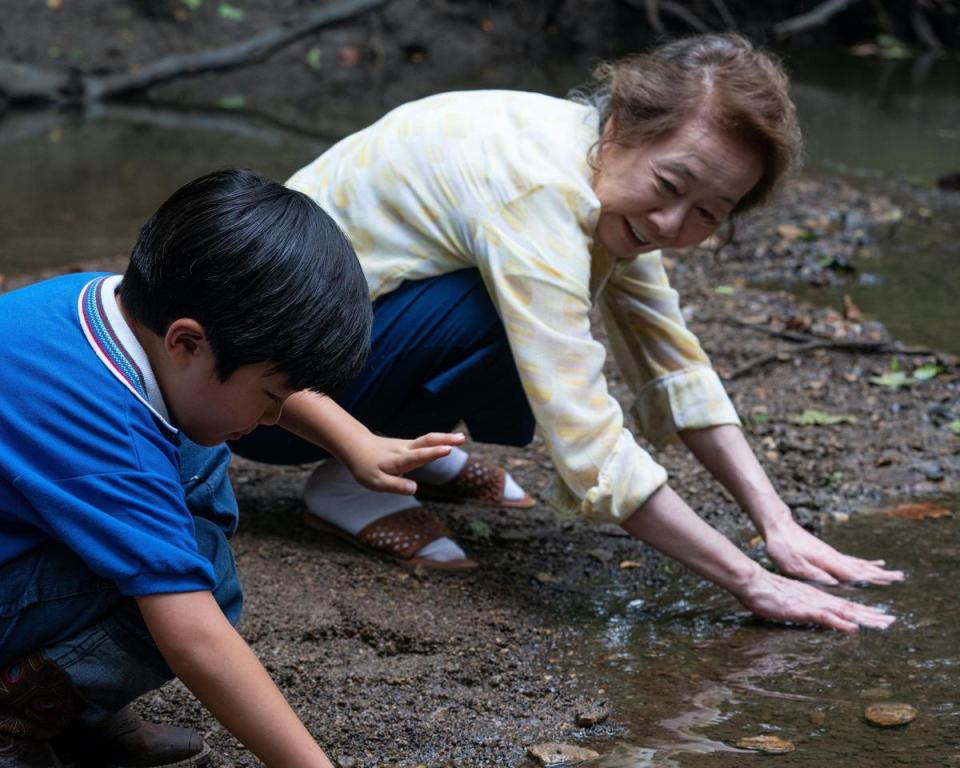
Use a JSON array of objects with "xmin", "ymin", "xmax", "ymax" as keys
[
  {"xmin": 377, "ymin": 475, "xmax": 417, "ymax": 495},
  {"xmin": 396, "ymin": 446, "xmax": 452, "ymax": 472},
  {"xmin": 410, "ymin": 432, "xmax": 465, "ymax": 448}
]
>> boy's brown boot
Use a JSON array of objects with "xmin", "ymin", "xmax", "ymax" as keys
[
  {"xmin": 62, "ymin": 706, "xmax": 210, "ymax": 768},
  {"xmin": 0, "ymin": 652, "xmax": 79, "ymax": 768},
  {"xmin": 0, "ymin": 735, "xmax": 67, "ymax": 768}
]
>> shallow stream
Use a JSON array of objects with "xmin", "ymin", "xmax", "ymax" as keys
[{"xmin": 565, "ymin": 501, "xmax": 958, "ymax": 766}]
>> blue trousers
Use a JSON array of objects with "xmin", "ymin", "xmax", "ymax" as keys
[
  {"xmin": 0, "ymin": 440, "xmax": 241, "ymax": 725},
  {"xmin": 232, "ymin": 269, "xmax": 536, "ymax": 464}
]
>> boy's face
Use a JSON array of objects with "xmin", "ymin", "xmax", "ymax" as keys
[
  {"xmin": 146, "ymin": 316, "xmax": 296, "ymax": 446},
  {"xmin": 171, "ymin": 360, "xmax": 293, "ymax": 446}
]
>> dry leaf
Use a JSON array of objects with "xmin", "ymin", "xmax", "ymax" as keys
[
  {"xmin": 842, "ymin": 294, "xmax": 864, "ymax": 322},
  {"xmin": 619, "ymin": 560, "xmax": 644, "ymax": 569},
  {"xmin": 883, "ymin": 503, "xmax": 951, "ymax": 520}
]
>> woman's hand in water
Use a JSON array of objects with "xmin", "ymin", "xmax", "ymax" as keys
[
  {"xmin": 737, "ymin": 567, "xmax": 896, "ymax": 632},
  {"xmin": 763, "ymin": 517, "xmax": 905, "ymax": 586}
]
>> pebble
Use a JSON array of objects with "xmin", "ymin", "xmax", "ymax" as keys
[
  {"xmin": 587, "ymin": 548, "xmax": 614, "ymax": 564},
  {"xmin": 575, "ymin": 700, "xmax": 609, "ymax": 727},
  {"xmin": 864, "ymin": 702, "xmax": 918, "ymax": 726},
  {"xmin": 527, "ymin": 743, "xmax": 600, "ymax": 765},
  {"xmin": 735, "ymin": 735, "xmax": 796, "ymax": 754}
]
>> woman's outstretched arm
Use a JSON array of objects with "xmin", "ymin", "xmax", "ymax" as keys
[
  {"xmin": 679, "ymin": 424, "xmax": 904, "ymax": 586},
  {"xmin": 620, "ymin": 484, "xmax": 896, "ymax": 631}
]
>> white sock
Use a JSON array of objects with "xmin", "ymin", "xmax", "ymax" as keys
[
  {"xmin": 303, "ymin": 459, "xmax": 466, "ymax": 562},
  {"xmin": 408, "ymin": 447, "xmax": 527, "ymax": 502}
]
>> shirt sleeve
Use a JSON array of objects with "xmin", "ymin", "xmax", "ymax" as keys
[
  {"xmin": 598, "ymin": 252, "xmax": 741, "ymax": 450},
  {"xmin": 467, "ymin": 185, "xmax": 668, "ymax": 525}
]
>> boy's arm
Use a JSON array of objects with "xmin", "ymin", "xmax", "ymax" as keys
[
  {"xmin": 278, "ymin": 390, "xmax": 464, "ymax": 494},
  {"xmin": 137, "ymin": 591, "xmax": 333, "ymax": 768}
]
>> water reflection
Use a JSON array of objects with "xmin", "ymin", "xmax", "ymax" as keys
[{"xmin": 574, "ymin": 504, "xmax": 958, "ymax": 767}]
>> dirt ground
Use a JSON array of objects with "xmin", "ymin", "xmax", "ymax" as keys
[
  {"xmin": 120, "ymin": 174, "xmax": 958, "ymax": 768},
  {"xmin": 3, "ymin": 3, "xmax": 959, "ymax": 766}
]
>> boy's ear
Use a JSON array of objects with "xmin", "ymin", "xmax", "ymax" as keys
[{"xmin": 163, "ymin": 318, "xmax": 212, "ymax": 365}]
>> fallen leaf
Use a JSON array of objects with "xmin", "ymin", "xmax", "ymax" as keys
[
  {"xmin": 305, "ymin": 46, "xmax": 322, "ymax": 71},
  {"xmin": 467, "ymin": 519, "xmax": 491, "ymax": 539},
  {"xmin": 619, "ymin": 560, "xmax": 644, "ymax": 569},
  {"xmin": 912, "ymin": 363, "xmax": 941, "ymax": 381},
  {"xmin": 736, "ymin": 735, "xmax": 796, "ymax": 754},
  {"xmin": 842, "ymin": 294, "xmax": 864, "ymax": 322},
  {"xmin": 714, "ymin": 285, "xmax": 736, "ymax": 295},
  {"xmin": 789, "ymin": 409, "xmax": 858, "ymax": 426},
  {"xmin": 950, "ymin": 420, "xmax": 960, "ymax": 436},
  {"xmin": 217, "ymin": 2, "xmax": 245, "ymax": 21},
  {"xmin": 215, "ymin": 94, "xmax": 245, "ymax": 109},
  {"xmin": 869, "ymin": 370, "xmax": 911, "ymax": 390},
  {"xmin": 776, "ymin": 223, "xmax": 808, "ymax": 241},
  {"xmin": 883, "ymin": 503, "xmax": 951, "ymax": 520}
]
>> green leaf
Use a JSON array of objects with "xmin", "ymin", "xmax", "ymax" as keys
[
  {"xmin": 869, "ymin": 371, "xmax": 911, "ymax": 389},
  {"xmin": 217, "ymin": 3, "xmax": 245, "ymax": 21},
  {"xmin": 305, "ymin": 47, "xmax": 323, "ymax": 71},
  {"xmin": 467, "ymin": 519, "xmax": 491, "ymax": 540},
  {"xmin": 950, "ymin": 420, "xmax": 960, "ymax": 437},
  {"xmin": 714, "ymin": 285, "xmax": 736, "ymax": 295},
  {"xmin": 890, "ymin": 358, "xmax": 902, "ymax": 373},
  {"xmin": 789, "ymin": 409, "xmax": 858, "ymax": 426},
  {"xmin": 912, "ymin": 363, "xmax": 941, "ymax": 382},
  {"xmin": 180, "ymin": 0, "xmax": 202, "ymax": 9},
  {"xmin": 215, "ymin": 94, "xmax": 246, "ymax": 109}
]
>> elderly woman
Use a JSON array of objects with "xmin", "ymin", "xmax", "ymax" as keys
[{"xmin": 232, "ymin": 33, "xmax": 902, "ymax": 631}]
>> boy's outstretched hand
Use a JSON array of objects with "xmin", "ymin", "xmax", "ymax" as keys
[
  {"xmin": 278, "ymin": 391, "xmax": 466, "ymax": 494},
  {"xmin": 342, "ymin": 431, "xmax": 466, "ymax": 494}
]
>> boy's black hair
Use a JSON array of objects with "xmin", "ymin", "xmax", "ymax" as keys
[{"xmin": 120, "ymin": 168, "xmax": 372, "ymax": 395}]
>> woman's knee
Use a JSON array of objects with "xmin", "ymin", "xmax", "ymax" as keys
[{"xmin": 193, "ymin": 518, "xmax": 243, "ymax": 626}]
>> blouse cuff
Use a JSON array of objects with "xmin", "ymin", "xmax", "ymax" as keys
[
  {"xmin": 542, "ymin": 428, "xmax": 669, "ymax": 525},
  {"xmin": 634, "ymin": 367, "xmax": 741, "ymax": 450}
]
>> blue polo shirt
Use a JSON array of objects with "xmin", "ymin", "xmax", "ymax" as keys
[{"xmin": 0, "ymin": 273, "xmax": 217, "ymax": 596}]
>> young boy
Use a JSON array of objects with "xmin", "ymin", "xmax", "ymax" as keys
[{"xmin": 0, "ymin": 169, "xmax": 459, "ymax": 767}]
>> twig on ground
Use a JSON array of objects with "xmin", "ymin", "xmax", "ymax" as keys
[
  {"xmin": 0, "ymin": 0, "xmax": 388, "ymax": 104},
  {"xmin": 773, "ymin": 0, "xmax": 863, "ymax": 37},
  {"xmin": 724, "ymin": 318, "xmax": 945, "ymax": 380}
]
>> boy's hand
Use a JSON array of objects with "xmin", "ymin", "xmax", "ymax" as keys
[{"xmin": 343, "ymin": 432, "xmax": 466, "ymax": 494}]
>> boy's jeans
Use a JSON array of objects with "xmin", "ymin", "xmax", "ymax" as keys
[{"xmin": 0, "ymin": 440, "xmax": 241, "ymax": 725}]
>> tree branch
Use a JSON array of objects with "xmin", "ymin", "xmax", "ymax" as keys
[{"xmin": 773, "ymin": 0, "xmax": 864, "ymax": 37}]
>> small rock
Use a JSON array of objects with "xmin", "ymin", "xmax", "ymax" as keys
[
  {"xmin": 527, "ymin": 743, "xmax": 600, "ymax": 766},
  {"xmin": 735, "ymin": 735, "xmax": 796, "ymax": 754},
  {"xmin": 587, "ymin": 548, "xmax": 613, "ymax": 564},
  {"xmin": 535, "ymin": 572, "xmax": 561, "ymax": 584},
  {"xmin": 337, "ymin": 758, "xmax": 358, "ymax": 768},
  {"xmin": 809, "ymin": 710, "xmax": 827, "ymax": 726},
  {"xmin": 913, "ymin": 461, "xmax": 945, "ymax": 482},
  {"xmin": 575, "ymin": 700, "xmax": 609, "ymax": 727},
  {"xmin": 865, "ymin": 702, "xmax": 918, "ymax": 726}
]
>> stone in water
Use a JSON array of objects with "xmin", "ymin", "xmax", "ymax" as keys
[
  {"xmin": 865, "ymin": 702, "xmax": 918, "ymax": 726},
  {"xmin": 527, "ymin": 743, "xmax": 600, "ymax": 765},
  {"xmin": 736, "ymin": 735, "xmax": 796, "ymax": 754}
]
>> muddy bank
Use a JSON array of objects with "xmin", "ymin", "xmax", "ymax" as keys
[{"xmin": 93, "ymin": 175, "xmax": 954, "ymax": 767}]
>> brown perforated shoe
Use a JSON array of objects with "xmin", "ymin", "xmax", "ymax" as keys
[
  {"xmin": 304, "ymin": 507, "xmax": 478, "ymax": 570},
  {"xmin": 416, "ymin": 458, "xmax": 536, "ymax": 509}
]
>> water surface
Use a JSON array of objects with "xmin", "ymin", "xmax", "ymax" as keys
[{"xmin": 567, "ymin": 503, "xmax": 958, "ymax": 766}]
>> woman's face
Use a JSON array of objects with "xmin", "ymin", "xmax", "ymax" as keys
[{"xmin": 592, "ymin": 120, "xmax": 764, "ymax": 259}]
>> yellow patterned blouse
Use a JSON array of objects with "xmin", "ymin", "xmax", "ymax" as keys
[{"xmin": 287, "ymin": 90, "xmax": 741, "ymax": 524}]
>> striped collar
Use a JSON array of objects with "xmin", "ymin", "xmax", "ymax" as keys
[{"xmin": 77, "ymin": 275, "xmax": 177, "ymax": 434}]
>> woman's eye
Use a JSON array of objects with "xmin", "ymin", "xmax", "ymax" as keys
[
  {"xmin": 656, "ymin": 175, "xmax": 679, "ymax": 195},
  {"xmin": 698, "ymin": 207, "xmax": 719, "ymax": 224}
]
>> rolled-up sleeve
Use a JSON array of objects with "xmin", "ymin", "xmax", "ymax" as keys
[
  {"xmin": 598, "ymin": 253, "xmax": 740, "ymax": 450},
  {"xmin": 468, "ymin": 187, "xmax": 668, "ymax": 524}
]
